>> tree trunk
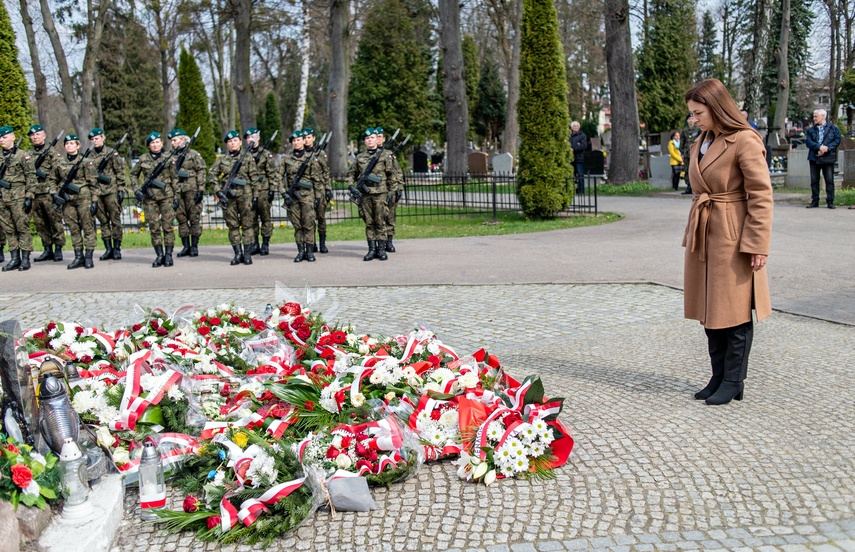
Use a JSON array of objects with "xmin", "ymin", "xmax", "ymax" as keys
[
  {"xmin": 228, "ymin": 23, "xmax": 237, "ymax": 130},
  {"xmin": 502, "ymin": 0, "xmax": 521, "ymax": 157},
  {"xmin": 604, "ymin": 0, "xmax": 640, "ymax": 185},
  {"xmin": 39, "ymin": 0, "xmax": 80, "ymax": 132},
  {"xmin": 153, "ymin": 5, "xmax": 172, "ymax": 131},
  {"xmin": 328, "ymin": 0, "xmax": 350, "ymax": 175},
  {"xmin": 743, "ymin": 0, "xmax": 772, "ymax": 119},
  {"xmin": 772, "ymin": 0, "xmax": 790, "ymax": 142},
  {"xmin": 295, "ymin": 2, "xmax": 311, "ymax": 129},
  {"xmin": 19, "ymin": 0, "xmax": 48, "ymax": 125},
  {"xmin": 233, "ymin": 0, "xmax": 254, "ymax": 131},
  {"xmin": 438, "ymin": 0, "xmax": 469, "ymax": 174}
]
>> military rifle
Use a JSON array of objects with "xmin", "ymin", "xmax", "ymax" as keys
[
  {"xmin": 33, "ymin": 132, "xmax": 64, "ymax": 179},
  {"xmin": 349, "ymin": 129, "xmax": 400, "ymax": 199},
  {"xmin": 253, "ymin": 130, "xmax": 279, "ymax": 164},
  {"xmin": 52, "ymin": 147, "xmax": 93, "ymax": 211},
  {"xmin": 0, "ymin": 137, "xmax": 25, "ymax": 195},
  {"xmin": 95, "ymin": 132, "xmax": 128, "ymax": 186},
  {"xmin": 174, "ymin": 127, "xmax": 201, "ymax": 180},
  {"xmin": 215, "ymin": 145, "xmax": 254, "ymax": 210},
  {"xmin": 283, "ymin": 132, "xmax": 329, "ymax": 207},
  {"xmin": 135, "ymin": 147, "xmax": 180, "ymax": 204}
]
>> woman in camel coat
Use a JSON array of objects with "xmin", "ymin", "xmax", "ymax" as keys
[{"xmin": 682, "ymin": 78, "xmax": 773, "ymax": 405}]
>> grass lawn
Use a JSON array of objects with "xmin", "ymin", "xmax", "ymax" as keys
[{"xmin": 29, "ymin": 210, "xmax": 622, "ymax": 250}]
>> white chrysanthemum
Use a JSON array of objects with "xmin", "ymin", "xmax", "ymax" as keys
[
  {"xmin": 59, "ymin": 331, "xmax": 77, "ymax": 346},
  {"xmin": 511, "ymin": 456, "xmax": 529, "ymax": 473},
  {"xmin": 427, "ymin": 429, "xmax": 445, "ymax": 445},
  {"xmin": 528, "ymin": 442, "xmax": 546, "ymax": 457},
  {"xmin": 439, "ymin": 409, "xmax": 458, "ymax": 428},
  {"xmin": 518, "ymin": 423, "xmax": 537, "ymax": 444},
  {"xmin": 167, "ymin": 385, "xmax": 185, "ymax": 401},
  {"xmin": 72, "ymin": 390, "xmax": 97, "ymax": 413},
  {"xmin": 414, "ymin": 329, "xmax": 433, "ymax": 342},
  {"xmin": 413, "ymin": 344, "xmax": 424, "ymax": 355},
  {"xmin": 246, "ymin": 450, "xmax": 278, "ymax": 488},
  {"xmin": 537, "ymin": 428, "xmax": 554, "ymax": 445},
  {"xmin": 416, "ymin": 410, "xmax": 430, "ymax": 424},
  {"xmin": 494, "ymin": 445, "xmax": 514, "ymax": 464},
  {"xmin": 49, "ymin": 338, "xmax": 63, "ymax": 350},
  {"xmin": 486, "ymin": 422, "xmax": 504, "ymax": 442},
  {"xmin": 423, "ymin": 381, "xmax": 441, "ymax": 394},
  {"xmin": 500, "ymin": 465, "xmax": 515, "ymax": 478},
  {"xmin": 95, "ymin": 406, "xmax": 120, "ymax": 424},
  {"xmin": 69, "ymin": 341, "xmax": 97, "ymax": 358},
  {"xmin": 352, "ymin": 392, "xmax": 365, "ymax": 407},
  {"xmin": 506, "ymin": 437, "xmax": 524, "ymax": 452}
]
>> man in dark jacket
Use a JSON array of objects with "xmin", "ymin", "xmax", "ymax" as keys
[
  {"xmin": 570, "ymin": 121, "xmax": 587, "ymax": 195},
  {"xmin": 805, "ymin": 108, "xmax": 841, "ymax": 209}
]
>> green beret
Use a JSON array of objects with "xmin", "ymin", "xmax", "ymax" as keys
[
  {"xmin": 167, "ymin": 128, "xmax": 186, "ymax": 139},
  {"xmin": 28, "ymin": 124, "xmax": 45, "ymax": 135},
  {"xmin": 302, "ymin": 128, "xmax": 315, "ymax": 137},
  {"xmin": 0, "ymin": 126, "xmax": 14, "ymax": 138},
  {"xmin": 361, "ymin": 127, "xmax": 377, "ymax": 139},
  {"xmin": 243, "ymin": 127, "xmax": 259, "ymax": 138},
  {"xmin": 145, "ymin": 131, "xmax": 161, "ymax": 146},
  {"xmin": 224, "ymin": 130, "xmax": 240, "ymax": 142},
  {"xmin": 374, "ymin": 126, "xmax": 384, "ymax": 135},
  {"xmin": 88, "ymin": 127, "xmax": 104, "ymax": 139},
  {"xmin": 289, "ymin": 131, "xmax": 303, "ymax": 142},
  {"xmin": 64, "ymin": 133, "xmax": 79, "ymax": 144}
]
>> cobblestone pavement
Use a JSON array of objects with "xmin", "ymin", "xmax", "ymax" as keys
[{"xmin": 3, "ymin": 283, "xmax": 854, "ymax": 551}]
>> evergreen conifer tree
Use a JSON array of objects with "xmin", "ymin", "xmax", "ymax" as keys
[
  {"xmin": 176, "ymin": 47, "xmax": 217, "ymax": 164},
  {"xmin": 0, "ymin": 1, "xmax": 33, "ymax": 144},
  {"xmin": 517, "ymin": 0, "xmax": 572, "ymax": 218},
  {"xmin": 474, "ymin": 56, "xmax": 506, "ymax": 146},
  {"xmin": 462, "ymin": 35, "xmax": 480, "ymax": 140},
  {"xmin": 347, "ymin": 0, "xmax": 432, "ymax": 142},
  {"xmin": 259, "ymin": 92, "xmax": 282, "ymax": 152}
]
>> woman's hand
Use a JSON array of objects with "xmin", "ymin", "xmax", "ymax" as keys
[{"xmin": 751, "ymin": 254, "xmax": 767, "ymax": 272}]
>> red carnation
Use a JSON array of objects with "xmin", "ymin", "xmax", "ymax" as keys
[
  {"xmin": 141, "ymin": 341, "xmax": 151, "ymax": 348},
  {"xmin": 149, "ymin": 320, "xmax": 159, "ymax": 329},
  {"xmin": 430, "ymin": 409, "xmax": 442, "ymax": 421},
  {"xmin": 340, "ymin": 436, "xmax": 353, "ymax": 448},
  {"xmin": 230, "ymin": 315, "xmax": 241, "ymax": 325},
  {"xmin": 182, "ymin": 495, "xmax": 201, "ymax": 513},
  {"xmin": 428, "ymin": 355, "xmax": 441, "ymax": 367},
  {"xmin": 10, "ymin": 464, "xmax": 33, "ymax": 489},
  {"xmin": 367, "ymin": 449, "xmax": 378, "ymax": 462},
  {"xmin": 294, "ymin": 349, "xmax": 305, "ymax": 361},
  {"xmin": 156, "ymin": 326, "xmax": 168, "ymax": 336},
  {"xmin": 304, "ymin": 400, "xmax": 315, "ymax": 411},
  {"xmin": 80, "ymin": 355, "xmax": 93, "ymax": 364},
  {"xmin": 356, "ymin": 459, "xmax": 372, "ymax": 472},
  {"xmin": 75, "ymin": 326, "xmax": 84, "ymax": 335},
  {"xmin": 32, "ymin": 331, "xmax": 46, "ymax": 341},
  {"xmin": 293, "ymin": 315, "xmax": 305, "ymax": 326},
  {"xmin": 277, "ymin": 321, "xmax": 288, "ymax": 331},
  {"xmin": 197, "ymin": 326, "xmax": 211, "ymax": 336},
  {"xmin": 46, "ymin": 322, "xmax": 57, "ymax": 332},
  {"xmin": 206, "ymin": 515, "xmax": 221, "ymax": 530},
  {"xmin": 355, "ymin": 443, "xmax": 368, "ymax": 457},
  {"xmin": 297, "ymin": 327, "xmax": 311, "ymax": 340},
  {"xmin": 252, "ymin": 320, "xmax": 266, "ymax": 331},
  {"xmin": 4, "ymin": 444, "xmax": 20, "ymax": 454},
  {"xmin": 132, "ymin": 324, "xmax": 142, "ymax": 332},
  {"xmin": 198, "ymin": 316, "xmax": 207, "ymax": 323},
  {"xmin": 210, "ymin": 317, "xmax": 222, "ymax": 326},
  {"xmin": 281, "ymin": 302, "xmax": 301, "ymax": 316},
  {"xmin": 239, "ymin": 321, "xmax": 250, "ymax": 329},
  {"xmin": 325, "ymin": 446, "xmax": 340, "ymax": 459},
  {"xmin": 355, "ymin": 432, "xmax": 369, "ymax": 442}
]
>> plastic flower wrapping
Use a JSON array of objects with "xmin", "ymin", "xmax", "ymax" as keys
[{"xmin": 14, "ymin": 285, "xmax": 574, "ymax": 543}]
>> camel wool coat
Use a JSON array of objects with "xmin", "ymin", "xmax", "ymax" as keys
[{"xmin": 682, "ymin": 128, "xmax": 773, "ymax": 329}]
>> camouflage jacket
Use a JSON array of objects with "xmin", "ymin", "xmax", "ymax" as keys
[
  {"xmin": 208, "ymin": 148, "xmax": 259, "ymax": 199},
  {"xmin": 89, "ymin": 146, "xmax": 127, "ymax": 196},
  {"xmin": 680, "ymin": 125, "xmax": 700, "ymax": 159},
  {"xmin": 0, "ymin": 147, "xmax": 36, "ymax": 201},
  {"xmin": 129, "ymin": 151, "xmax": 178, "ymax": 201},
  {"xmin": 249, "ymin": 146, "xmax": 279, "ymax": 195},
  {"xmin": 280, "ymin": 150, "xmax": 323, "ymax": 198},
  {"xmin": 50, "ymin": 153, "xmax": 97, "ymax": 201},
  {"xmin": 305, "ymin": 146, "xmax": 331, "ymax": 196},
  {"xmin": 172, "ymin": 148, "xmax": 207, "ymax": 194},
  {"xmin": 347, "ymin": 148, "xmax": 396, "ymax": 196},
  {"xmin": 27, "ymin": 144, "xmax": 62, "ymax": 195},
  {"xmin": 385, "ymin": 150, "xmax": 404, "ymax": 194}
]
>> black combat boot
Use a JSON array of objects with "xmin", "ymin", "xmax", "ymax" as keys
[
  {"xmin": 152, "ymin": 245, "xmax": 165, "ymax": 267},
  {"xmin": 164, "ymin": 246, "xmax": 174, "ymax": 267},
  {"xmin": 99, "ymin": 238, "xmax": 114, "ymax": 261},
  {"xmin": 375, "ymin": 241, "xmax": 388, "ymax": 261},
  {"xmin": 319, "ymin": 232, "xmax": 328, "ymax": 253},
  {"xmin": 84, "ymin": 249, "xmax": 94, "ymax": 269},
  {"xmin": 18, "ymin": 251, "xmax": 31, "ymax": 271},
  {"xmin": 243, "ymin": 245, "xmax": 252, "ymax": 265},
  {"xmin": 312, "ymin": 242, "xmax": 319, "ymax": 253},
  {"xmin": 385, "ymin": 237, "xmax": 395, "ymax": 253},
  {"xmin": 260, "ymin": 237, "xmax": 270, "ymax": 256},
  {"xmin": 304, "ymin": 243, "xmax": 316, "ymax": 262},
  {"xmin": 53, "ymin": 244, "xmax": 63, "ymax": 262},
  {"xmin": 176, "ymin": 236, "xmax": 191, "ymax": 257},
  {"xmin": 230, "ymin": 244, "xmax": 243, "ymax": 266},
  {"xmin": 189, "ymin": 235, "xmax": 199, "ymax": 257},
  {"xmin": 363, "ymin": 240, "xmax": 375, "ymax": 262},
  {"xmin": 34, "ymin": 245, "xmax": 54, "ymax": 262},
  {"xmin": 0, "ymin": 245, "xmax": 4, "ymax": 263},
  {"xmin": 3, "ymin": 250, "xmax": 21, "ymax": 272},
  {"xmin": 294, "ymin": 243, "xmax": 305, "ymax": 263},
  {"xmin": 250, "ymin": 239, "xmax": 261, "ymax": 256},
  {"xmin": 112, "ymin": 240, "xmax": 122, "ymax": 260},
  {"xmin": 67, "ymin": 249, "xmax": 84, "ymax": 270}
]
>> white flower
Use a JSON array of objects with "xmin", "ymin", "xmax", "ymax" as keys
[
  {"xmin": 413, "ymin": 344, "xmax": 424, "ymax": 355},
  {"xmin": 167, "ymin": 385, "xmax": 185, "ymax": 401},
  {"xmin": 455, "ymin": 451, "xmax": 477, "ymax": 481},
  {"xmin": 431, "ymin": 368, "xmax": 455, "ymax": 384},
  {"xmin": 427, "ymin": 342, "xmax": 440, "ymax": 355},
  {"xmin": 439, "ymin": 410, "xmax": 458, "ymax": 428},
  {"xmin": 423, "ymin": 382, "xmax": 441, "ymax": 394},
  {"xmin": 112, "ymin": 447, "xmax": 130, "ymax": 465},
  {"xmin": 49, "ymin": 338, "xmax": 63, "ymax": 350},
  {"xmin": 352, "ymin": 392, "xmax": 365, "ymax": 407},
  {"xmin": 96, "ymin": 426, "xmax": 114, "ymax": 448},
  {"xmin": 518, "ymin": 423, "xmax": 537, "ymax": 444},
  {"xmin": 335, "ymin": 452, "xmax": 353, "ymax": 470},
  {"xmin": 29, "ymin": 452, "xmax": 46, "ymax": 467},
  {"xmin": 246, "ymin": 450, "xmax": 278, "ymax": 487},
  {"xmin": 500, "ymin": 465, "xmax": 515, "ymax": 478},
  {"xmin": 331, "ymin": 435, "xmax": 343, "ymax": 448},
  {"xmin": 486, "ymin": 422, "xmax": 504, "ymax": 442},
  {"xmin": 23, "ymin": 480, "xmax": 40, "ymax": 497},
  {"xmin": 529, "ymin": 442, "xmax": 546, "ymax": 457},
  {"xmin": 358, "ymin": 343, "xmax": 370, "ymax": 355},
  {"xmin": 511, "ymin": 456, "xmax": 529, "ymax": 473},
  {"xmin": 212, "ymin": 470, "xmax": 226, "ymax": 487},
  {"xmin": 458, "ymin": 371, "xmax": 479, "ymax": 389}
]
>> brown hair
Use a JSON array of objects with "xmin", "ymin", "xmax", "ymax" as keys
[{"xmin": 685, "ymin": 79, "xmax": 756, "ymax": 135}]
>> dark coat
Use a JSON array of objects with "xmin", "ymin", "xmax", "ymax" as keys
[
  {"xmin": 805, "ymin": 122, "xmax": 841, "ymax": 162},
  {"xmin": 570, "ymin": 130, "xmax": 587, "ymax": 162}
]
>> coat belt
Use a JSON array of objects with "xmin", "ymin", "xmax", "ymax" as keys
[{"xmin": 687, "ymin": 190, "xmax": 746, "ymax": 261}]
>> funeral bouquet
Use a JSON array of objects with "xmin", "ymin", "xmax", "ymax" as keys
[{"xmin": 0, "ymin": 429, "xmax": 61, "ymax": 510}]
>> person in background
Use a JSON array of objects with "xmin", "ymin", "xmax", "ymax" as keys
[
  {"xmin": 570, "ymin": 121, "xmax": 587, "ymax": 195},
  {"xmin": 680, "ymin": 114, "xmax": 699, "ymax": 195},
  {"xmin": 668, "ymin": 131, "xmax": 684, "ymax": 191},
  {"xmin": 804, "ymin": 108, "xmax": 841, "ymax": 209}
]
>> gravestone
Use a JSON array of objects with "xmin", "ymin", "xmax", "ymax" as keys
[
  {"xmin": 468, "ymin": 152, "xmax": 488, "ymax": 174},
  {"xmin": 0, "ymin": 320, "xmax": 37, "ymax": 445},
  {"xmin": 648, "ymin": 155, "xmax": 673, "ymax": 188},
  {"xmin": 584, "ymin": 150, "xmax": 606, "ymax": 176},
  {"xmin": 491, "ymin": 152, "xmax": 514, "ymax": 174},
  {"xmin": 590, "ymin": 137, "xmax": 602, "ymax": 151},
  {"xmin": 843, "ymin": 150, "xmax": 855, "ymax": 189},
  {"xmin": 430, "ymin": 152, "xmax": 444, "ymax": 168},
  {"xmin": 602, "ymin": 130, "xmax": 612, "ymax": 150},
  {"xmin": 412, "ymin": 150, "xmax": 429, "ymax": 173},
  {"xmin": 785, "ymin": 148, "xmax": 810, "ymax": 188}
]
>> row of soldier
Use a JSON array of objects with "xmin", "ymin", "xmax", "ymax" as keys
[{"xmin": 0, "ymin": 123, "xmax": 405, "ymax": 271}]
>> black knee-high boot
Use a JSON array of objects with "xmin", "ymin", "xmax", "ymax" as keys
[
  {"xmin": 696, "ymin": 327, "xmax": 727, "ymax": 400},
  {"xmin": 706, "ymin": 320, "xmax": 753, "ymax": 405}
]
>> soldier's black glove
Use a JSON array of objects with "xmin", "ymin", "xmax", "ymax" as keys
[
  {"xmin": 194, "ymin": 190, "xmax": 204, "ymax": 204},
  {"xmin": 267, "ymin": 190, "xmax": 275, "ymax": 202},
  {"xmin": 283, "ymin": 195, "xmax": 294, "ymax": 208},
  {"xmin": 395, "ymin": 190, "xmax": 403, "ymax": 203},
  {"xmin": 252, "ymin": 197, "xmax": 258, "ymax": 210},
  {"xmin": 90, "ymin": 201, "xmax": 99, "ymax": 216},
  {"xmin": 325, "ymin": 189, "xmax": 333, "ymax": 202},
  {"xmin": 23, "ymin": 198, "xmax": 33, "ymax": 214},
  {"xmin": 135, "ymin": 190, "xmax": 146, "ymax": 204},
  {"xmin": 172, "ymin": 199, "xmax": 180, "ymax": 210},
  {"xmin": 117, "ymin": 191, "xmax": 125, "ymax": 204},
  {"xmin": 386, "ymin": 194, "xmax": 394, "ymax": 207},
  {"xmin": 347, "ymin": 185, "xmax": 362, "ymax": 201}
]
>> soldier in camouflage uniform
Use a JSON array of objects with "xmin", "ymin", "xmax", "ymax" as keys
[
  {"xmin": 680, "ymin": 114, "xmax": 699, "ymax": 195},
  {"xmin": 244, "ymin": 127, "xmax": 278, "ymax": 256},
  {"xmin": 347, "ymin": 127, "xmax": 395, "ymax": 261},
  {"xmin": 27, "ymin": 124, "xmax": 66, "ymax": 263},
  {"xmin": 209, "ymin": 130, "xmax": 258, "ymax": 266},
  {"xmin": 49, "ymin": 134, "xmax": 98, "ymax": 270},
  {"xmin": 376, "ymin": 127, "xmax": 404, "ymax": 253},
  {"xmin": 130, "ymin": 132, "xmax": 179, "ymax": 268},
  {"xmin": 168, "ymin": 128, "xmax": 207, "ymax": 258},
  {"xmin": 280, "ymin": 130, "xmax": 320, "ymax": 263},
  {"xmin": 303, "ymin": 128, "xmax": 332, "ymax": 254},
  {"xmin": 0, "ymin": 126, "xmax": 37, "ymax": 271},
  {"xmin": 89, "ymin": 128, "xmax": 127, "ymax": 261},
  {"xmin": 0, "ymin": 220, "xmax": 5, "ymax": 263}
]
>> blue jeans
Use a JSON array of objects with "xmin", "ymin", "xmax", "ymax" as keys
[{"xmin": 574, "ymin": 161, "xmax": 585, "ymax": 194}]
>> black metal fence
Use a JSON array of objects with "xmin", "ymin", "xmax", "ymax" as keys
[{"xmin": 117, "ymin": 172, "xmax": 598, "ymax": 231}]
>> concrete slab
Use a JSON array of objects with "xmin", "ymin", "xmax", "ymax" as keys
[{"xmin": 39, "ymin": 473, "xmax": 123, "ymax": 552}]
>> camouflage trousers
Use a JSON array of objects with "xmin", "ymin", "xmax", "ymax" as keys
[
  {"xmin": 96, "ymin": 193, "xmax": 124, "ymax": 243},
  {"xmin": 251, "ymin": 194, "xmax": 273, "ymax": 241},
  {"xmin": 224, "ymin": 191, "xmax": 254, "ymax": 246},
  {"xmin": 0, "ymin": 197, "xmax": 34, "ymax": 252},
  {"xmin": 175, "ymin": 190, "xmax": 203, "ymax": 238},
  {"xmin": 32, "ymin": 193, "xmax": 66, "ymax": 247},
  {"xmin": 362, "ymin": 193, "xmax": 388, "ymax": 241},
  {"xmin": 288, "ymin": 190, "xmax": 316, "ymax": 244},
  {"xmin": 314, "ymin": 195, "xmax": 328, "ymax": 233},
  {"xmin": 143, "ymin": 197, "xmax": 176, "ymax": 247},
  {"xmin": 384, "ymin": 197, "xmax": 398, "ymax": 237},
  {"xmin": 62, "ymin": 194, "xmax": 97, "ymax": 250},
  {"xmin": 0, "ymin": 217, "xmax": 5, "ymax": 249}
]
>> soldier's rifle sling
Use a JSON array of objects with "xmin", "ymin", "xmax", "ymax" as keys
[
  {"xmin": 54, "ymin": 147, "xmax": 93, "ymax": 211},
  {"xmin": 216, "ymin": 145, "xmax": 255, "ymax": 207},
  {"xmin": 253, "ymin": 130, "xmax": 279, "ymax": 164},
  {"xmin": 286, "ymin": 132, "xmax": 328, "ymax": 200},
  {"xmin": 139, "ymin": 146, "xmax": 181, "ymax": 201},
  {"xmin": 96, "ymin": 132, "xmax": 128, "ymax": 176},
  {"xmin": 355, "ymin": 129, "xmax": 401, "ymax": 195},
  {"xmin": 33, "ymin": 132, "xmax": 64, "ymax": 174},
  {"xmin": 174, "ymin": 127, "xmax": 201, "ymax": 174}
]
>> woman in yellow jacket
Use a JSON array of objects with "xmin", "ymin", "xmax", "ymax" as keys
[{"xmin": 668, "ymin": 130, "xmax": 684, "ymax": 190}]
